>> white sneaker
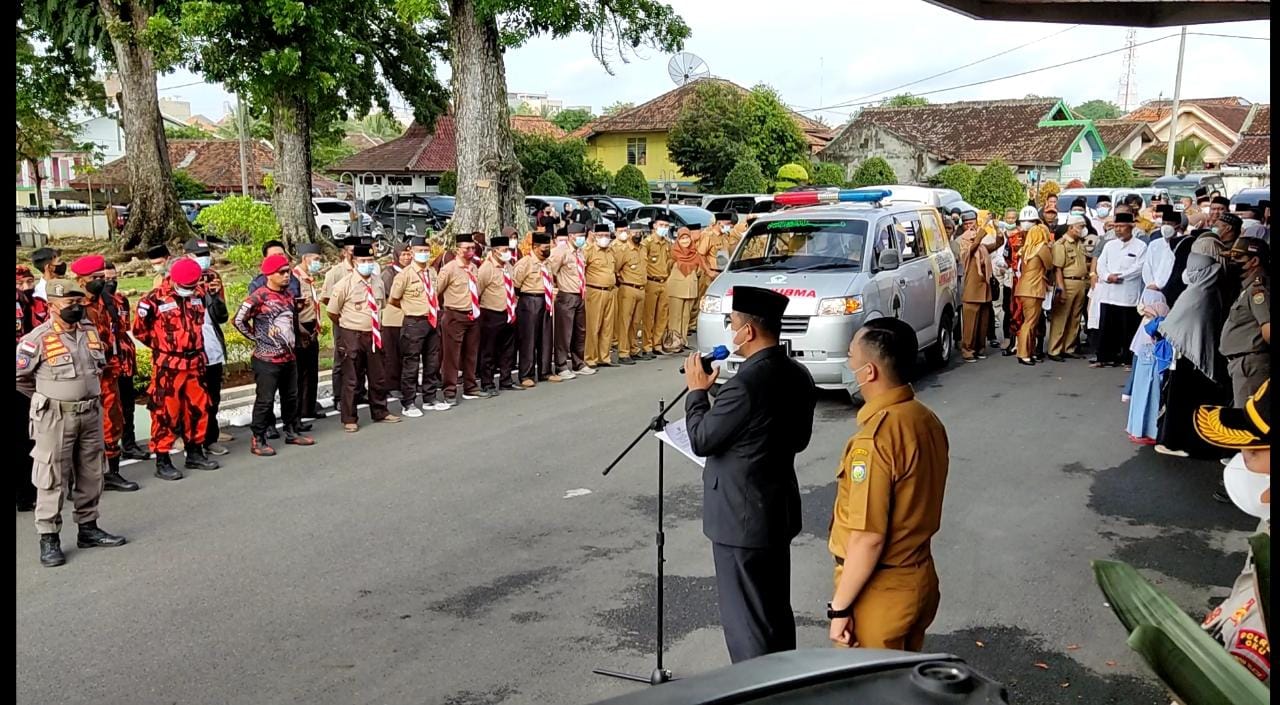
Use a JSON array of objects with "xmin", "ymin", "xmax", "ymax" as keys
[
  {"xmin": 401, "ymin": 406, "xmax": 424, "ymax": 418},
  {"xmin": 558, "ymin": 368, "xmax": 577, "ymax": 380},
  {"xmin": 430, "ymin": 401, "xmax": 451, "ymax": 412},
  {"xmin": 1153, "ymin": 444, "xmax": 1189, "ymax": 458},
  {"xmin": 575, "ymin": 366, "xmax": 596, "ymax": 376}
]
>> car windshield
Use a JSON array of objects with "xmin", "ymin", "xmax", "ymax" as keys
[
  {"xmin": 670, "ymin": 206, "xmax": 713, "ymax": 228},
  {"xmin": 611, "ymin": 197, "xmax": 642, "ymax": 211},
  {"xmin": 730, "ymin": 218, "xmax": 868, "ymax": 272},
  {"xmin": 427, "ymin": 196, "xmax": 455, "ymax": 215},
  {"xmin": 315, "ymin": 201, "xmax": 353, "ymax": 214}
]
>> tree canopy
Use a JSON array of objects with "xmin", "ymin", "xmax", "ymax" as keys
[
  {"xmin": 165, "ymin": 123, "xmax": 213, "ymax": 139},
  {"xmin": 971, "ymin": 160, "xmax": 1026, "ymax": 214},
  {"xmin": 1088, "ymin": 155, "xmax": 1137, "ymax": 188},
  {"xmin": 668, "ymin": 82, "xmax": 808, "ymax": 189},
  {"xmin": 613, "ymin": 164, "xmax": 651, "ymax": 203},
  {"xmin": 882, "ymin": 93, "xmax": 929, "ymax": 107},
  {"xmin": 1072, "ymin": 99, "xmax": 1121, "ymax": 120},
  {"xmin": 721, "ymin": 159, "xmax": 769, "ymax": 194},
  {"xmin": 602, "ymin": 101, "xmax": 635, "ymax": 116},
  {"xmin": 848, "ymin": 157, "xmax": 897, "ymax": 189},
  {"xmin": 931, "ymin": 163, "xmax": 977, "ymax": 200},
  {"xmin": 552, "ymin": 107, "xmax": 595, "ymax": 133}
]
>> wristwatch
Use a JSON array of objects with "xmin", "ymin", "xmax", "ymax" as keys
[{"xmin": 827, "ymin": 602, "xmax": 852, "ymax": 619}]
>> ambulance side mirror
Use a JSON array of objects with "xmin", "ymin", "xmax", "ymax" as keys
[{"xmin": 878, "ymin": 249, "xmax": 901, "ymax": 271}]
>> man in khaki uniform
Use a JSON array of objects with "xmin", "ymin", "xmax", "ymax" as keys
[
  {"xmin": 956, "ymin": 211, "xmax": 1003, "ymax": 361},
  {"xmin": 326, "ymin": 242, "xmax": 400, "ymax": 431},
  {"xmin": 322, "ymin": 236, "xmax": 360, "ymax": 408},
  {"xmin": 513, "ymin": 232, "xmax": 555, "ymax": 386},
  {"xmin": 641, "ymin": 220, "xmax": 672, "ymax": 358},
  {"xmin": 612, "ymin": 224, "xmax": 646, "ymax": 365},
  {"xmin": 828, "ymin": 317, "xmax": 948, "ymax": 650},
  {"xmin": 16, "ymin": 279, "xmax": 127, "ymax": 568},
  {"xmin": 379, "ymin": 244, "xmax": 411, "ymax": 397},
  {"xmin": 435, "ymin": 233, "xmax": 489, "ymax": 402},
  {"xmin": 547, "ymin": 225, "xmax": 591, "ymax": 379},
  {"xmin": 1220, "ymin": 237, "xmax": 1271, "ymax": 405},
  {"xmin": 476, "ymin": 234, "xmax": 520, "ymax": 393},
  {"xmin": 388, "ymin": 236, "xmax": 447, "ymax": 416},
  {"xmin": 583, "ymin": 223, "xmax": 618, "ymax": 368},
  {"xmin": 1047, "ymin": 215, "xmax": 1090, "ymax": 359}
]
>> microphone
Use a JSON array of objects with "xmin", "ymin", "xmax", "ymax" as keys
[{"xmin": 680, "ymin": 345, "xmax": 730, "ymax": 374}]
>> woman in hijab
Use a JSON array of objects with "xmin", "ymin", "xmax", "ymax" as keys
[
  {"xmin": 663, "ymin": 228, "xmax": 705, "ymax": 352},
  {"xmin": 1154, "ymin": 245, "xmax": 1233, "ymax": 458},
  {"xmin": 1013, "ymin": 223, "xmax": 1053, "ymax": 365},
  {"xmin": 1125, "ymin": 290, "xmax": 1170, "ymax": 444}
]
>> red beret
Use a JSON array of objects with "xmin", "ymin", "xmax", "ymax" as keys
[
  {"xmin": 15, "ymin": 265, "xmax": 33, "ymax": 280},
  {"xmin": 70, "ymin": 255, "xmax": 106, "ymax": 277},
  {"xmin": 169, "ymin": 258, "xmax": 202, "ymax": 287},
  {"xmin": 260, "ymin": 254, "xmax": 290, "ymax": 275}
]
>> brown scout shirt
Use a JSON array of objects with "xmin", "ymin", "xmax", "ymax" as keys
[
  {"xmin": 1052, "ymin": 237, "xmax": 1089, "ymax": 280},
  {"xmin": 326, "ymin": 272, "xmax": 385, "ymax": 332},
  {"xmin": 293, "ymin": 268, "xmax": 322, "ymax": 324},
  {"xmin": 584, "ymin": 243, "xmax": 617, "ymax": 290},
  {"xmin": 830, "ymin": 385, "xmax": 949, "ymax": 567},
  {"xmin": 959, "ymin": 235, "xmax": 994, "ymax": 304},
  {"xmin": 514, "ymin": 254, "xmax": 550, "ymax": 294},
  {"xmin": 476, "ymin": 257, "xmax": 514, "ymax": 312},
  {"xmin": 380, "ymin": 265, "xmax": 405, "ymax": 327},
  {"xmin": 321, "ymin": 260, "xmax": 354, "ymax": 302},
  {"xmin": 615, "ymin": 241, "xmax": 646, "ymax": 287},
  {"xmin": 16, "ymin": 318, "xmax": 105, "ymax": 401},
  {"xmin": 547, "ymin": 244, "xmax": 584, "ymax": 294},
  {"xmin": 435, "ymin": 259, "xmax": 477, "ymax": 312},
  {"xmin": 389, "ymin": 263, "xmax": 437, "ymax": 317}
]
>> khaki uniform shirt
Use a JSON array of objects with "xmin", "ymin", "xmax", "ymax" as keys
[
  {"xmin": 699, "ymin": 229, "xmax": 730, "ymax": 272},
  {"xmin": 584, "ymin": 244, "xmax": 617, "ymax": 289},
  {"xmin": 389, "ymin": 264, "xmax": 437, "ymax": 317},
  {"xmin": 380, "ymin": 265, "xmax": 405, "ymax": 327},
  {"xmin": 547, "ymin": 244, "xmax": 584, "ymax": 294},
  {"xmin": 829, "ymin": 385, "xmax": 949, "ymax": 566},
  {"xmin": 436, "ymin": 259, "xmax": 477, "ymax": 312},
  {"xmin": 1013, "ymin": 244, "xmax": 1053, "ymax": 298},
  {"xmin": 326, "ymin": 272, "xmax": 384, "ymax": 332},
  {"xmin": 293, "ymin": 268, "xmax": 322, "ymax": 325},
  {"xmin": 514, "ymin": 254, "xmax": 550, "ymax": 294},
  {"xmin": 615, "ymin": 242, "xmax": 646, "ymax": 286},
  {"xmin": 321, "ymin": 261, "xmax": 354, "ymax": 302},
  {"xmin": 1220, "ymin": 274, "xmax": 1271, "ymax": 357},
  {"xmin": 643, "ymin": 236, "xmax": 673, "ymax": 281},
  {"xmin": 476, "ymin": 258, "xmax": 514, "ymax": 312},
  {"xmin": 16, "ymin": 318, "xmax": 105, "ymax": 401},
  {"xmin": 1052, "ymin": 237, "xmax": 1090, "ymax": 279},
  {"xmin": 958, "ymin": 235, "xmax": 994, "ymax": 304}
]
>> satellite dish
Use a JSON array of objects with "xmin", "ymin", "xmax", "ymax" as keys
[{"xmin": 668, "ymin": 52, "xmax": 710, "ymax": 86}]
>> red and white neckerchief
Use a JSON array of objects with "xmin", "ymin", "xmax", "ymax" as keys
[
  {"xmin": 502, "ymin": 265, "xmax": 517, "ymax": 324},
  {"xmin": 364, "ymin": 280, "xmax": 382, "ymax": 351},
  {"xmin": 416, "ymin": 265, "xmax": 438, "ymax": 328},
  {"xmin": 465, "ymin": 265, "xmax": 481, "ymax": 321},
  {"xmin": 574, "ymin": 250, "xmax": 586, "ymax": 295},
  {"xmin": 540, "ymin": 263, "xmax": 555, "ymax": 316}
]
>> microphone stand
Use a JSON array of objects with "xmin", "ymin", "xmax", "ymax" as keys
[{"xmin": 593, "ymin": 385, "xmax": 692, "ymax": 686}]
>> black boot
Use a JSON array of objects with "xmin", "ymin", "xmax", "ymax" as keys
[
  {"xmin": 102, "ymin": 456, "xmax": 141, "ymax": 492},
  {"xmin": 39, "ymin": 533, "xmax": 65, "ymax": 567},
  {"xmin": 185, "ymin": 445, "xmax": 221, "ymax": 471},
  {"xmin": 77, "ymin": 521, "xmax": 127, "ymax": 548},
  {"xmin": 155, "ymin": 454, "xmax": 184, "ymax": 481},
  {"xmin": 121, "ymin": 441, "xmax": 151, "ymax": 461},
  {"xmin": 265, "ymin": 427, "xmax": 281, "ymax": 440},
  {"xmin": 294, "ymin": 420, "xmax": 313, "ymax": 433}
]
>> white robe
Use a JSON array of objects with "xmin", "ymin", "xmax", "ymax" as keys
[{"xmin": 1142, "ymin": 236, "xmax": 1175, "ymax": 290}]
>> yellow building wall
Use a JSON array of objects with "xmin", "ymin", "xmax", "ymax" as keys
[{"xmin": 586, "ymin": 131, "xmax": 693, "ymax": 184}]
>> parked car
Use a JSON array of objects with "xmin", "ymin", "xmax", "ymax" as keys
[
  {"xmin": 180, "ymin": 199, "xmax": 222, "ymax": 224},
  {"xmin": 625, "ymin": 204, "xmax": 715, "ymax": 230},
  {"xmin": 526, "ymin": 195, "xmax": 584, "ymax": 221},
  {"xmin": 1230, "ymin": 186, "xmax": 1269, "ymax": 209},
  {"xmin": 700, "ymin": 194, "xmax": 780, "ymax": 216},
  {"xmin": 697, "ymin": 188, "xmax": 958, "ymax": 399},
  {"xmin": 367, "ymin": 193, "xmax": 454, "ymax": 238},
  {"xmin": 578, "ymin": 195, "xmax": 643, "ymax": 226},
  {"xmin": 1152, "ymin": 173, "xmax": 1227, "ymax": 205}
]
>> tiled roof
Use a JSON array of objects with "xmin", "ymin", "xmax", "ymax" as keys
[
  {"xmin": 1132, "ymin": 144, "xmax": 1166, "ymax": 170},
  {"xmin": 568, "ymin": 122, "xmax": 594, "ymax": 140},
  {"xmin": 510, "ymin": 115, "xmax": 566, "ymax": 139},
  {"xmin": 830, "ymin": 98, "xmax": 1082, "ymax": 164},
  {"xmin": 1123, "ymin": 97, "xmax": 1253, "ymax": 146},
  {"xmin": 1222, "ymin": 135, "xmax": 1270, "ymax": 166},
  {"xmin": 343, "ymin": 132, "xmax": 385, "ymax": 151},
  {"xmin": 1092, "ymin": 119, "xmax": 1151, "ymax": 152},
  {"xmin": 1241, "ymin": 104, "xmax": 1270, "ymax": 136},
  {"xmin": 67, "ymin": 139, "xmax": 338, "ymax": 192},
  {"xmin": 329, "ymin": 114, "xmax": 567, "ymax": 175}
]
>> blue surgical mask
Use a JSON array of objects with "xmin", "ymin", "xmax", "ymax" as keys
[
  {"xmin": 308, "ymin": 260, "xmax": 322, "ymax": 274},
  {"xmin": 656, "ymin": 226, "xmax": 670, "ymax": 238},
  {"xmin": 574, "ymin": 236, "xmax": 586, "ymax": 248},
  {"xmin": 1096, "ymin": 206, "xmax": 1111, "ymax": 217},
  {"xmin": 356, "ymin": 262, "xmax": 375, "ymax": 277},
  {"xmin": 414, "ymin": 251, "xmax": 430, "ymax": 264},
  {"xmin": 195, "ymin": 255, "xmax": 212, "ymax": 271}
]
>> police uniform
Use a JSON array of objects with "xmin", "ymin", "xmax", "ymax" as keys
[
  {"xmin": 1048, "ymin": 233, "xmax": 1089, "ymax": 356},
  {"xmin": 16, "ymin": 280, "xmax": 127, "ymax": 567},
  {"xmin": 829, "ymin": 384, "xmax": 949, "ymax": 650},
  {"xmin": 582, "ymin": 231, "xmax": 617, "ymax": 367},
  {"xmin": 1220, "ymin": 239, "xmax": 1270, "ymax": 406},
  {"xmin": 513, "ymin": 233, "xmax": 555, "ymax": 384},
  {"xmin": 389, "ymin": 237, "xmax": 444, "ymax": 409},
  {"xmin": 612, "ymin": 233, "xmax": 646, "ymax": 364},
  {"xmin": 640, "ymin": 226, "xmax": 672, "ymax": 356},
  {"xmin": 476, "ymin": 237, "xmax": 520, "ymax": 392}
]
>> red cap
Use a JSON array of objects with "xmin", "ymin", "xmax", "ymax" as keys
[
  {"xmin": 169, "ymin": 258, "xmax": 202, "ymax": 287},
  {"xmin": 70, "ymin": 255, "xmax": 106, "ymax": 277},
  {"xmin": 260, "ymin": 254, "xmax": 290, "ymax": 275}
]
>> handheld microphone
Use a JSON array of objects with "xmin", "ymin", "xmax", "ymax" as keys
[{"xmin": 680, "ymin": 345, "xmax": 730, "ymax": 374}]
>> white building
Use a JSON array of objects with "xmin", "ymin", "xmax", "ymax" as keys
[{"xmin": 507, "ymin": 92, "xmax": 564, "ymax": 116}]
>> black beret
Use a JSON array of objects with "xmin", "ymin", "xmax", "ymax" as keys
[
  {"xmin": 532, "ymin": 232, "xmax": 552, "ymax": 245},
  {"xmin": 352, "ymin": 243, "xmax": 374, "ymax": 257},
  {"xmin": 1212, "ymin": 196, "xmax": 1232, "ymax": 208},
  {"xmin": 490, "ymin": 236, "xmax": 510, "ymax": 248},
  {"xmin": 1113, "ymin": 212, "xmax": 1135, "ymax": 224},
  {"xmin": 298, "ymin": 243, "xmax": 322, "ymax": 255},
  {"xmin": 593, "ymin": 223, "xmax": 611, "ymax": 234},
  {"xmin": 146, "ymin": 245, "xmax": 170, "ymax": 260},
  {"xmin": 408, "ymin": 236, "xmax": 429, "ymax": 247},
  {"xmin": 732, "ymin": 286, "xmax": 788, "ymax": 323},
  {"xmin": 455, "ymin": 233, "xmax": 474, "ymax": 244}
]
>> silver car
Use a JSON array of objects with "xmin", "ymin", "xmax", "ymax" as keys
[{"xmin": 697, "ymin": 197, "xmax": 959, "ymax": 398}]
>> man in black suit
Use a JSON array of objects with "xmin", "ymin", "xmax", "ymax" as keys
[{"xmin": 683, "ymin": 286, "xmax": 817, "ymax": 663}]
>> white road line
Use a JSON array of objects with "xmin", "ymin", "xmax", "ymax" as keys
[{"xmin": 563, "ymin": 488, "xmax": 592, "ymax": 499}]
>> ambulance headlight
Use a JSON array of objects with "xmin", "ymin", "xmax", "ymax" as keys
[
  {"xmin": 700, "ymin": 295, "xmax": 722, "ymax": 314},
  {"xmin": 817, "ymin": 296, "xmax": 862, "ymax": 316}
]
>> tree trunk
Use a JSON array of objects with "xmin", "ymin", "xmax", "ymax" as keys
[
  {"xmin": 270, "ymin": 91, "xmax": 316, "ymax": 250},
  {"xmin": 448, "ymin": 0, "xmax": 526, "ymax": 240},
  {"xmin": 27, "ymin": 159, "xmax": 45, "ymax": 211},
  {"xmin": 98, "ymin": 0, "xmax": 192, "ymax": 252}
]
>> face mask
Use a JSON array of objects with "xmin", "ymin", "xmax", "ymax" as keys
[
  {"xmin": 1223, "ymin": 453, "xmax": 1269, "ymax": 520},
  {"xmin": 678, "ymin": 239, "xmax": 691, "ymax": 248},
  {"xmin": 539, "ymin": 247, "xmax": 551, "ymax": 258},
  {"xmin": 57, "ymin": 304, "xmax": 84, "ymax": 324},
  {"xmin": 1071, "ymin": 209, "xmax": 1084, "ymax": 216},
  {"xmin": 174, "ymin": 286, "xmax": 195, "ymax": 298},
  {"xmin": 596, "ymin": 237, "xmax": 611, "ymax": 248},
  {"xmin": 498, "ymin": 251, "xmax": 513, "ymax": 263},
  {"xmin": 308, "ymin": 260, "xmax": 323, "ymax": 274},
  {"xmin": 1160, "ymin": 224, "xmax": 1176, "ymax": 239},
  {"xmin": 152, "ymin": 264, "xmax": 165, "ymax": 273},
  {"xmin": 1211, "ymin": 226, "xmax": 1221, "ymax": 236},
  {"xmin": 1242, "ymin": 218, "xmax": 1260, "ymax": 230},
  {"xmin": 356, "ymin": 263, "xmax": 375, "ymax": 277},
  {"xmin": 52, "ymin": 262, "xmax": 67, "ymax": 276},
  {"xmin": 195, "ymin": 255, "xmax": 212, "ymax": 271},
  {"xmin": 1019, "ymin": 221, "xmax": 1035, "ymax": 230},
  {"xmin": 103, "ymin": 280, "xmax": 118, "ymax": 296},
  {"xmin": 574, "ymin": 236, "xmax": 586, "ymax": 248},
  {"xmin": 725, "ymin": 323, "xmax": 747, "ymax": 355},
  {"xmin": 413, "ymin": 252, "xmax": 430, "ymax": 264},
  {"xmin": 86, "ymin": 279, "xmax": 107, "ymax": 296},
  {"xmin": 720, "ymin": 225, "xmax": 731, "ymax": 234},
  {"xmin": 656, "ymin": 227, "xmax": 670, "ymax": 238},
  {"xmin": 1096, "ymin": 206, "xmax": 1111, "ymax": 217},
  {"xmin": 848, "ymin": 362, "xmax": 871, "ymax": 386}
]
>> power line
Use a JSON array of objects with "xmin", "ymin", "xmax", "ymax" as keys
[
  {"xmin": 1188, "ymin": 32, "xmax": 1269, "ymax": 41},
  {"xmin": 157, "ymin": 79, "xmax": 207, "ymax": 92},
  {"xmin": 797, "ymin": 32, "xmax": 1180, "ymax": 115}
]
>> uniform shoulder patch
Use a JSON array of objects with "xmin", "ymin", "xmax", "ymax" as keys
[
  {"xmin": 158, "ymin": 301, "xmax": 179, "ymax": 313},
  {"xmin": 1252, "ymin": 291, "xmax": 1266, "ymax": 305},
  {"xmin": 19, "ymin": 339, "xmax": 38, "ymax": 355},
  {"xmin": 850, "ymin": 461, "xmax": 868, "ymax": 484}
]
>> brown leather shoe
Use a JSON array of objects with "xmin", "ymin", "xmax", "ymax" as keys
[
  {"xmin": 343, "ymin": 423, "xmax": 359, "ymax": 433},
  {"xmin": 520, "ymin": 379, "xmax": 536, "ymax": 388},
  {"xmin": 376, "ymin": 414, "xmax": 402, "ymax": 423}
]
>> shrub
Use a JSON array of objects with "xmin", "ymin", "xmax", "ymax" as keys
[
  {"xmin": 776, "ymin": 162, "xmax": 809, "ymax": 185},
  {"xmin": 848, "ymin": 157, "xmax": 897, "ymax": 189},
  {"xmin": 971, "ymin": 159, "xmax": 1027, "ymax": 214},
  {"xmin": 172, "ymin": 170, "xmax": 208, "ymax": 200},
  {"xmin": 133, "ymin": 348, "xmax": 152, "ymax": 395},
  {"xmin": 1088, "ymin": 155, "xmax": 1137, "ymax": 188},
  {"xmin": 810, "ymin": 162, "xmax": 846, "ymax": 187},
  {"xmin": 438, "ymin": 170, "xmax": 457, "ymax": 196},
  {"xmin": 721, "ymin": 159, "xmax": 769, "ymax": 194},
  {"xmin": 932, "ymin": 163, "xmax": 977, "ymax": 200},
  {"xmin": 194, "ymin": 196, "xmax": 281, "ymax": 247},
  {"xmin": 613, "ymin": 164, "xmax": 652, "ymax": 204},
  {"xmin": 578, "ymin": 159, "xmax": 613, "ymax": 195},
  {"xmin": 530, "ymin": 170, "xmax": 568, "ymax": 197}
]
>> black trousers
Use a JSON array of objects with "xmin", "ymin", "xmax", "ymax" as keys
[
  {"xmin": 711, "ymin": 542, "xmax": 796, "ymax": 664},
  {"xmin": 478, "ymin": 309, "xmax": 517, "ymax": 390},
  {"xmin": 399, "ymin": 315, "xmax": 442, "ymax": 405},
  {"xmin": 331, "ymin": 338, "xmax": 366, "ymax": 409},
  {"xmin": 295, "ymin": 322, "xmax": 320, "ymax": 420},
  {"xmin": 16, "ymin": 390, "xmax": 36, "ymax": 509},
  {"xmin": 517, "ymin": 294, "xmax": 553, "ymax": 382},
  {"xmin": 118, "ymin": 374, "xmax": 139, "ymax": 447},
  {"xmin": 251, "ymin": 358, "xmax": 298, "ymax": 437},
  {"xmin": 553, "ymin": 292, "xmax": 586, "ymax": 372},
  {"xmin": 336, "ymin": 327, "xmax": 390, "ymax": 423},
  {"xmin": 1000, "ymin": 286, "xmax": 1015, "ymax": 342},
  {"xmin": 202, "ymin": 362, "xmax": 223, "ymax": 447},
  {"xmin": 381, "ymin": 325, "xmax": 402, "ymax": 394},
  {"xmin": 1097, "ymin": 303, "xmax": 1140, "ymax": 364}
]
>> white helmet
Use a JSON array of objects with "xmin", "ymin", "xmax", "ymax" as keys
[{"xmin": 1018, "ymin": 206, "xmax": 1040, "ymax": 222}]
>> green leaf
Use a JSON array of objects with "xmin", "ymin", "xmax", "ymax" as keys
[
  {"xmin": 613, "ymin": 164, "xmax": 651, "ymax": 204},
  {"xmin": 970, "ymin": 159, "xmax": 1026, "ymax": 214},
  {"xmin": 848, "ymin": 157, "xmax": 897, "ymax": 189},
  {"xmin": 1248, "ymin": 533, "xmax": 1269, "ymax": 634},
  {"xmin": 1088, "ymin": 155, "xmax": 1137, "ymax": 189}
]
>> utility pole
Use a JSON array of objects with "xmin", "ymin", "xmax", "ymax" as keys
[
  {"xmin": 1164, "ymin": 26, "xmax": 1187, "ymax": 177},
  {"xmin": 236, "ymin": 94, "xmax": 250, "ymax": 195}
]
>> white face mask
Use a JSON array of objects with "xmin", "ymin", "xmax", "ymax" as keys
[
  {"xmin": 596, "ymin": 236, "xmax": 611, "ymax": 248},
  {"xmin": 1019, "ymin": 221, "xmax": 1035, "ymax": 230},
  {"xmin": 1096, "ymin": 206, "xmax": 1111, "ymax": 217},
  {"xmin": 174, "ymin": 286, "xmax": 195, "ymax": 298},
  {"xmin": 498, "ymin": 251, "xmax": 513, "ymax": 263},
  {"xmin": 720, "ymin": 225, "xmax": 731, "ymax": 234},
  {"xmin": 725, "ymin": 322, "xmax": 747, "ymax": 355},
  {"xmin": 1160, "ymin": 224, "xmax": 1176, "ymax": 239},
  {"xmin": 1224, "ymin": 453, "xmax": 1270, "ymax": 520},
  {"xmin": 1241, "ymin": 218, "xmax": 1260, "ymax": 230},
  {"xmin": 848, "ymin": 362, "xmax": 871, "ymax": 386}
]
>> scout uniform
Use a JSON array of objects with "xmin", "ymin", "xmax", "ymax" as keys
[
  {"xmin": 16, "ymin": 280, "xmax": 127, "ymax": 567},
  {"xmin": 513, "ymin": 233, "xmax": 556, "ymax": 385},
  {"xmin": 379, "ymin": 249, "xmax": 408, "ymax": 396},
  {"xmin": 322, "ymin": 245, "xmax": 357, "ymax": 404},
  {"xmin": 326, "ymin": 244, "xmax": 397, "ymax": 427},
  {"xmin": 389, "ymin": 237, "xmax": 445, "ymax": 410},
  {"xmin": 1048, "ymin": 232, "xmax": 1090, "ymax": 356},
  {"xmin": 690, "ymin": 225, "xmax": 717, "ymax": 333},
  {"xmin": 829, "ymin": 384, "xmax": 949, "ymax": 651},
  {"xmin": 1219, "ymin": 238, "xmax": 1271, "ymax": 406},
  {"xmin": 435, "ymin": 234, "xmax": 486, "ymax": 401},
  {"xmin": 583, "ymin": 229, "xmax": 617, "ymax": 367},
  {"xmin": 292, "ymin": 244, "xmax": 325, "ymax": 421},
  {"xmin": 547, "ymin": 226, "xmax": 589, "ymax": 376},
  {"xmin": 640, "ymin": 225, "xmax": 672, "ymax": 356},
  {"xmin": 612, "ymin": 232, "xmax": 646, "ymax": 364},
  {"xmin": 475, "ymin": 236, "xmax": 520, "ymax": 392}
]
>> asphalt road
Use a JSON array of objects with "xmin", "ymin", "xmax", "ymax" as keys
[{"xmin": 15, "ymin": 347, "xmax": 1256, "ymax": 705}]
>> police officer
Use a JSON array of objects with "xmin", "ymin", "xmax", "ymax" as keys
[
  {"xmin": 389, "ymin": 236, "xmax": 447, "ymax": 414},
  {"xmin": 1220, "ymin": 237, "xmax": 1271, "ymax": 406},
  {"xmin": 640, "ymin": 220, "xmax": 672, "ymax": 358},
  {"xmin": 1047, "ymin": 212, "xmax": 1090, "ymax": 359},
  {"xmin": 827, "ymin": 317, "xmax": 948, "ymax": 651},
  {"xmin": 583, "ymin": 223, "xmax": 617, "ymax": 369},
  {"xmin": 683, "ymin": 286, "xmax": 817, "ymax": 663},
  {"xmin": 513, "ymin": 232, "xmax": 555, "ymax": 386},
  {"xmin": 612, "ymin": 223, "xmax": 645, "ymax": 365},
  {"xmin": 16, "ymin": 279, "xmax": 127, "ymax": 567}
]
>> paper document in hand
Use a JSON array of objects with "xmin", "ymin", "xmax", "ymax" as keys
[{"xmin": 656, "ymin": 417, "xmax": 706, "ymax": 468}]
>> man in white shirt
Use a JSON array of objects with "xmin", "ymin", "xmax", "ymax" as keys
[
  {"xmin": 30, "ymin": 247, "xmax": 64, "ymax": 302},
  {"xmin": 1142, "ymin": 207, "xmax": 1181, "ymax": 293},
  {"xmin": 1092, "ymin": 211, "xmax": 1147, "ymax": 368}
]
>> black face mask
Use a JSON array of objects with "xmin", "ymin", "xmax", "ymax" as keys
[
  {"xmin": 52, "ymin": 262, "xmax": 67, "ymax": 277},
  {"xmin": 538, "ymin": 248, "xmax": 551, "ymax": 258},
  {"xmin": 86, "ymin": 278, "xmax": 107, "ymax": 296},
  {"xmin": 58, "ymin": 304, "xmax": 84, "ymax": 324},
  {"xmin": 104, "ymin": 280, "xmax": 118, "ymax": 296}
]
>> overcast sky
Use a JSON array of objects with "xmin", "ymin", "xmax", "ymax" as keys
[{"xmin": 161, "ymin": 0, "xmax": 1270, "ymax": 126}]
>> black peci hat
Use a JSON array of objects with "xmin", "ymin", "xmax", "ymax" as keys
[
  {"xmin": 1113, "ymin": 211, "xmax": 1135, "ymax": 224},
  {"xmin": 731, "ymin": 286, "xmax": 789, "ymax": 323},
  {"xmin": 532, "ymin": 232, "xmax": 552, "ymax": 245},
  {"xmin": 351, "ymin": 243, "xmax": 374, "ymax": 257},
  {"xmin": 455, "ymin": 233, "xmax": 474, "ymax": 244},
  {"xmin": 408, "ymin": 236, "xmax": 429, "ymax": 247},
  {"xmin": 490, "ymin": 236, "xmax": 510, "ymax": 248}
]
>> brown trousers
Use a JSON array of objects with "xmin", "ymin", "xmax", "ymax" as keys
[
  {"xmin": 29, "ymin": 396, "xmax": 105, "ymax": 534},
  {"xmin": 641, "ymin": 281, "xmax": 670, "ymax": 353},
  {"xmin": 585, "ymin": 287, "xmax": 616, "ymax": 366},
  {"xmin": 553, "ymin": 292, "xmax": 585, "ymax": 372},
  {"xmin": 1047, "ymin": 280, "xmax": 1087, "ymax": 355},
  {"xmin": 516, "ymin": 294, "xmax": 553, "ymax": 382},
  {"xmin": 960, "ymin": 302, "xmax": 991, "ymax": 358},
  {"xmin": 833, "ymin": 559, "xmax": 940, "ymax": 651},
  {"xmin": 1016, "ymin": 296, "xmax": 1044, "ymax": 359},
  {"xmin": 614, "ymin": 285, "xmax": 645, "ymax": 358},
  {"xmin": 440, "ymin": 309, "xmax": 480, "ymax": 398},
  {"xmin": 336, "ymin": 327, "xmax": 390, "ymax": 423}
]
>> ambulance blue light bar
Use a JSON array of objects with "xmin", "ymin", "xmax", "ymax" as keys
[{"xmin": 774, "ymin": 189, "xmax": 892, "ymax": 207}]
